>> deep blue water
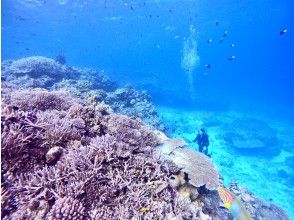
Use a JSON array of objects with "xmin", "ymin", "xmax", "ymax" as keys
[{"xmin": 2, "ymin": 0, "xmax": 294, "ymax": 218}]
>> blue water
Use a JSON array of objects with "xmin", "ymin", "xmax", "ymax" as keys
[{"xmin": 2, "ymin": 0, "xmax": 294, "ymax": 218}]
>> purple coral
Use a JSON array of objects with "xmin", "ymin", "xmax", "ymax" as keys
[{"xmin": 9, "ymin": 89, "xmax": 75, "ymax": 111}]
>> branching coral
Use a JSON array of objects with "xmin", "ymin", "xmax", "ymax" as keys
[
  {"xmin": 104, "ymin": 113, "xmax": 160, "ymax": 151},
  {"xmin": 6, "ymin": 134, "xmax": 174, "ymax": 219},
  {"xmin": 1, "ymin": 104, "xmax": 48, "ymax": 175},
  {"xmin": 3, "ymin": 86, "xmax": 285, "ymax": 220},
  {"xmin": 2, "ymin": 56, "xmax": 165, "ymax": 130},
  {"xmin": 105, "ymin": 86, "xmax": 165, "ymax": 130},
  {"xmin": 9, "ymin": 89, "xmax": 75, "ymax": 111}
]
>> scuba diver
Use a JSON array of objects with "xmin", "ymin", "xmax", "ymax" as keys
[{"xmin": 194, "ymin": 128, "xmax": 210, "ymax": 156}]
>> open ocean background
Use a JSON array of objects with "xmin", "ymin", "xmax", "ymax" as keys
[{"xmin": 2, "ymin": 0, "xmax": 294, "ymax": 218}]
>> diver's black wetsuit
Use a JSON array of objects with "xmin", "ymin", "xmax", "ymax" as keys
[{"xmin": 194, "ymin": 132, "xmax": 209, "ymax": 155}]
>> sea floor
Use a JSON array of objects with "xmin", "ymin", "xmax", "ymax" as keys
[{"xmin": 158, "ymin": 106, "xmax": 294, "ymax": 219}]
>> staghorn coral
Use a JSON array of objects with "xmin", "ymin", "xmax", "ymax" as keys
[
  {"xmin": 1, "ymin": 56, "xmax": 76, "ymax": 88},
  {"xmin": 104, "ymin": 113, "xmax": 160, "ymax": 150},
  {"xmin": 105, "ymin": 85, "xmax": 165, "ymax": 130},
  {"xmin": 1, "ymin": 104, "xmax": 48, "ymax": 175},
  {"xmin": 7, "ymin": 134, "xmax": 177, "ymax": 219},
  {"xmin": 1, "ymin": 89, "xmax": 223, "ymax": 219},
  {"xmin": 9, "ymin": 89, "xmax": 76, "ymax": 111},
  {"xmin": 2, "ymin": 78, "xmax": 289, "ymax": 219},
  {"xmin": 2, "ymin": 56, "xmax": 165, "ymax": 130}
]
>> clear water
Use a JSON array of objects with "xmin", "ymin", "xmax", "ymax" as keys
[{"xmin": 2, "ymin": 0, "xmax": 294, "ymax": 218}]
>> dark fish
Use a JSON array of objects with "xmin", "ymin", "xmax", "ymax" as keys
[
  {"xmin": 169, "ymin": 9, "xmax": 172, "ymax": 13},
  {"xmin": 15, "ymin": 15, "xmax": 26, "ymax": 21},
  {"xmin": 207, "ymin": 39, "xmax": 212, "ymax": 44},
  {"xmin": 227, "ymin": 55, "xmax": 236, "ymax": 61},
  {"xmin": 220, "ymin": 38, "xmax": 224, "ymax": 43},
  {"xmin": 280, "ymin": 28, "xmax": 288, "ymax": 35},
  {"xmin": 130, "ymin": 6, "xmax": 134, "ymax": 10},
  {"xmin": 205, "ymin": 64, "xmax": 211, "ymax": 69},
  {"xmin": 215, "ymin": 20, "xmax": 219, "ymax": 26},
  {"xmin": 25, "ymin": 48, "xmax": 30, "ymax": 51}
]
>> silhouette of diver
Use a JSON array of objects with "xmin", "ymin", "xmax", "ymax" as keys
[{"xmin": 194, "ymin": 128, "xmax": 210, "ymax": 156}]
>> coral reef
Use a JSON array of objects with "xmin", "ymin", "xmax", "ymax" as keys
[
  {"xmin": 2, "ymin": 56, "xmax": 164, "ymax": 130},
  {"xmin": 9, "ymin": 89, "xmax": 76, "ymax": 111},
  {"xmin": 229, "ymin": 181, "xmax": 289, "ymax": 220},
  {"xmin": 104, "ymin": 85, "xmax": 165, "ymax": 130},
  {"xmin": 1, "ymin": 87, "xmax": 227, "ymax": 220},
  {"xmin": 55, "ymin": 54, "xmax": 66, "ymax": 65},
  {"xmin": 2, "ymin": 57, "xmax": 290, "ymax": 220},
  {"xmin": 1, "ymin": 56, "xmax": 75, "ymax": 88}
]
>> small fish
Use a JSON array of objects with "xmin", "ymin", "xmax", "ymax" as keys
[
  {"xmin": 231, "ymin": 43, "xmax": 236, "ymax": 47},
  {"xmin": 207, "ymin": 39, "xmax": 213, "ymax": 44},
  {"xmin": 280, "ymin": 28, "xmax": 288, "ymax": 35},
  {"xmin": 205, "ymin": 64, "xmax": 211, "ymax": 69},
  {"xmin": 203, "ymin": 72, "xmax": 208, "ymax": 77},
  {"xmin": 139, "ymin": 207, "xmax": 149, "ymax": 213},
  {"xmin": 228, "ymin": 55, "xmax": 236, "ymax": 61},
  {"xmin": 218, "ymin": 187, "xmax": 252, "ymax": 220},
  {"xmin": 223, "ymin": 30, "xmax": 228, "ymax": 37},
  {"xmin": 15, "ymin": 15, "xmax": 26, "ymax": 21},
  {"xmin": 215, "ymin": 20, "xmax": 219, "ymax": 26}
]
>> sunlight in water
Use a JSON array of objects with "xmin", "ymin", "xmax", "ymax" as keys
[{"xmin": 181, "ymin": 25, "xmax": 200, "ymax": 101}]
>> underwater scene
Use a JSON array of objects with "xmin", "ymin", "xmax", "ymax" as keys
[{"xmin": 1, "ymin": 0, "xmax": 293, "ymax": 219}]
